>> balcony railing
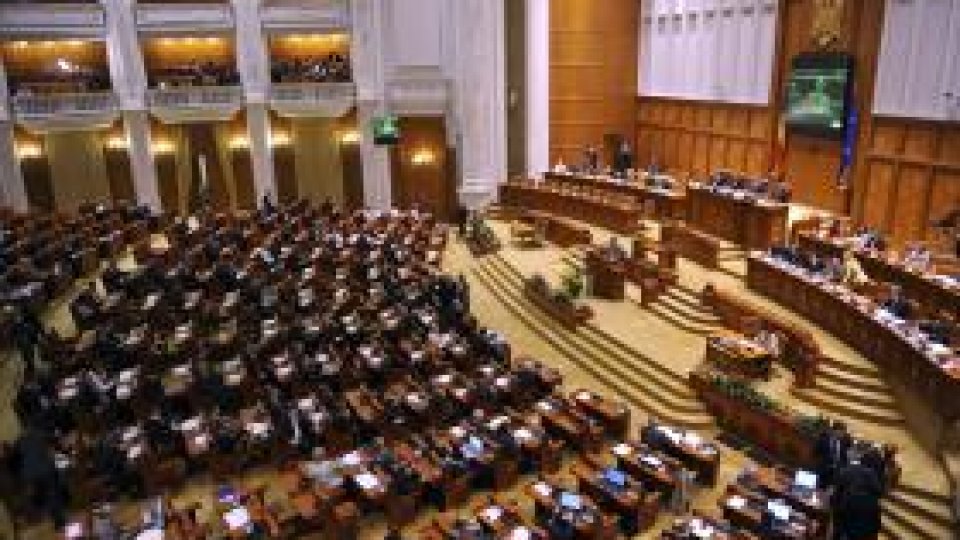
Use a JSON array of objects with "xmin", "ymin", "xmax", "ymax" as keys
[
  {"xmin": 11, "ymin": 91, "xmax": 117, "ymax": 118},
  {"xmin": 147, "ymin": 85, "xmax": 244, "ymax": 108},
  {"xmin": 270, "ymin": 82, "xmax": 356, "ymax": 117}
]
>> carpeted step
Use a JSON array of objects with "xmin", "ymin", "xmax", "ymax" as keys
[
  {"xmin": 818, "ymin": 352, "xmax": 886, "ymax": 380},
  {"xmin": 803, "ymin": 375, "xmax": 899, "ymax": 410},
  {"xmin": 885, "ymin": 486, "xmax": 956, "ymax": 530},
  {"xmin": 473, "ymin": 259, "xmax": 713, "ymax": 429},
  {"xmin": 648, "ymin": 291, "xmax": 724, "ymax": 326},
  {"xmin": 489, "ymin": 254, "xmax": 705, "ymax": 395},
  {"xmin": 482, "ymin": 257, "xmax": 708, "ymax": 416},
  {"xmin": 638, "ymin": 300, "xmax": 721, "ymax": 336},
  {"xmin": 815, "ymin": 362, "xmax": 892, "ymax": 395},
  {"xmin": 792, "ymin": 387, "xmax": 906, "ymax": 427},
  {"xmin": 881, "ymin": 497, "xmax": 956, "ymax": 540}
]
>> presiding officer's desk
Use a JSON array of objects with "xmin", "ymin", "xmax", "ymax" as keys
[
  {"xmin": 499, "ymin": 180, "xmax": 642, "ymax": 234},
  {"xmin": 687, "ymin": 183, "xmax": 788, "ymax": 250},
  {"xmin": 798, "ymin": 231, "xmax": 960, "ymax": 315},
  {"xmin": 544, "ymin": 171, "xmax": 688, "ymax": 221},
  {"xmin": 747, "ymin": 254, "xmax": 960, "ymax": 420}
]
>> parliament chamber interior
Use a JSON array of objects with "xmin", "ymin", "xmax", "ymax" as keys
[{"xmin": 0, "ymin": 1, "xmax": 957, "ymax": 539}]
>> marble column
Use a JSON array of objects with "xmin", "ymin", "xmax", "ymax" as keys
[
  {"xmin": 525, "ymin": 0, "xmax": 550, "ymax": 176},
  {"xmin": 0, "ymin": 55, "xmax": 27, "ymax": 212},
  {"xmin": 231, "ymin": 0, "xmax": 271, "ymax": 104},
  {"xmin": 0, "ymin": 121, "xmax": 29, "ymax": 212},
  {"xmin": 123, "ymin": 110, "xmax": 161, "ymax": 212},
  {"xmin": 356, "ymin": 103, "xmax": 392, "ymax": 209},
  {"xmin": 447, "ymin": 0, "xmax": 507, "ymax": 209},
  {"xmin": 352, "ymin": 0, "xmax": 392, "ymax": 209},
  {"xmin": 101, "ymin": 0, "xmax": 147, "ymax": 110},
  {"xmin": 246, "ymin": 103, "xmax": 276, "ymax": 203}
]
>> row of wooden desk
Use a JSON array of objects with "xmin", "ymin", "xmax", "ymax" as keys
[
  {"xmin": 498, "ymin": 182, "xmax": 642, "ymax": 234},
  {"xmin": 687, "ymin": 185, "xmax": 788, "ymax": 251},
  {"xmin": 529, "ymin": 174, "xmax": 789, "ymax": 250},
  {"xmin": 544, "ymin": 171, "xmax": 688, "ymax": 221},
  {"xmin": 798, "ymin": 232, "xmax": 960, "ymax": 315},
  {"xmin": 746, "ymin": 255, "xmax": 960, "ymax": 420}
]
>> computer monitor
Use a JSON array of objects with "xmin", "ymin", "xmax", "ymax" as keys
[
  {"xmin": 766, "ymin": 501, "xmax": 791, "ymax": 521},
  {"xmin": 559, "ymin": 492, "xmax": 582, "ymax": 510},
  {"xmin": 603, "ymin": 468, "xmax": 627, "ymax": 487},
  {"xmin": 795, "ymin": 470, "xmax": 818, "ymax": 490}
]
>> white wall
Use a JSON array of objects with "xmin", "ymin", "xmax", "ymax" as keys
[
  {"xmin": 874, "ymin": 0, "xmax": 960, "ymax": 121},
  {"xmin": 638, "ymin": 0, "xmax": 778, "ymax": 105},
  {"xmin": 384, "ymin": 0, "xmax": 443, "ymax": 69}
]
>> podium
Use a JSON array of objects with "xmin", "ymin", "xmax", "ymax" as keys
[{"xmin": 586, "ymin": 249, "xmax": 626, "ymax": 300}]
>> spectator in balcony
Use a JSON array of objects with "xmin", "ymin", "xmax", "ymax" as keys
[{"xmin": 271, "ymin": 53, "xmax": 352, "ymax": 84}]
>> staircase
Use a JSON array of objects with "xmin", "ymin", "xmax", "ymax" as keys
[
  {"xmin": 470, "ymin": 253, "xmax": 714, "ymax": 429},
  {"xmin": 791, "ymin": 355, "xmax": 907, "ymax": 428},
  {"xmin": 465, "ymin": 244, "xmax": 957, "ymax": 539}
]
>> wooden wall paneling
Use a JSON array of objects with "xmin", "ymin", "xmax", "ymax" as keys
[
  {"xmin": 230, "ymin": 148, "xmax": 256, "ymax": 210},
  {"xmin": 549, "ymin": 0, "xmax": 637, "ymax": 166},
  {"xmin": 155, "ymin": 153, "xmax": 179, "ymax": 214},
  {"xmin": 336, "ymin": 108, "xmax": 364, "ymax": 210},
  {"xmin": 861, "ymin": 159, "xmax": 895, "ymax": 230},
  {"xmin": 390, "ymin": 116, "xmax": 452, "ymax": 220},
  {"xmin": 928, "ymin": 169, "xmax": 960, "ymax": 240},
  {"xmin": 889, "ymin": 164, "xmax": 930, "ymax": 245},
  {"xmin": 20, "ymin": 156, "xmax": 53, "ymax": 212},
  {"xmin": 185, "ymin": 122, "xmax": 229, "ymax": 211},
  {"xmin": 273, "ymin": 145, "xmax": 297, "ymax": 204},
  {"xmin": 104, "ymin": 149, "xmax": 135, "ymax": 204}
]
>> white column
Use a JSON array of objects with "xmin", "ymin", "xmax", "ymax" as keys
[
  {"xmin": 447, "ymin": 0, "xmax": 507, "ymax": 208},
  {"xmin": 356, "ymin": 102, "xmax": 392, "ymax": 209},
  {"xmin": 526, "ymin": 0, "xmax": 549, "ymax": 176},
  {"xmin": 0, "ymin": 121, "xmax": 29, "ymax": 213},
  {"xmin": 246, "ymin": 103, "xmax": 275, "ymax": 203},
  {"xmin": 352, "ymin": 0, "xmax": 392, "ymax": 209},
  {"xmin": 102, "ymin": 0, "xmax": 148, "ymax": 110},
  {"xmin": 0, "ymin": 55, "xmax": 28, "ymax": 212},
  {"xmin": 231, "ymin": 0, "xmax": 271, "ymax": 104},
  {"xmin": 124, "ymin": 110, "xmax": 161, "ymax": 212}
]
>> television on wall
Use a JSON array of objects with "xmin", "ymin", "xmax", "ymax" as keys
[
  {"xmin": 785, "ymin": 53, "xmax": 854, "ymax": 140},
  {"xmin": 372, "ymin": 115, "xmax": 400, "ymax": 145}
]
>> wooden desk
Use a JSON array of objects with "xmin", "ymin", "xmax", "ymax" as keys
[
  {"xmin": 585, "ymin": 249, "xmax": 627, "ymax": 300},
  {"xmin": 544, "ymin": 171, "xmax": 688, "ymax": 221},
  {"xmin": 499, "ymin": 181, "xmax": 642, "ymax": 234},
  {"xmin": 798, "ymin": 232, "xmax": 960, "ymax": 315},
  {"xmin": 687, "ymin": 185, "xmax": 788, "ymax": 250},
  {"xmin": 746, "ymin": 255, "xmax": 960, "ymax": 420},
  {"xmin": 706, "ymin": 333, "xmax": 773, "ymax": 380}
]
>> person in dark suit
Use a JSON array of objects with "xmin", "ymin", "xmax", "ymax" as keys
[
  {"xmin": 613, "ymin": 141, "xmax": 633, "ymax": 177},
  {"xmin": 583, "ymin": 145, "xmax": 600, "ymax": 173},
  {"xmin": 833, "ymin": 456, "xmax": 883, "ymax": 540},
  {"xmin": 881, "ymin": 286, "xmax": 913, "ymax": 320}
]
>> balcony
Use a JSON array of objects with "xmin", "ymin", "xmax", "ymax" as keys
[
  {"xmin": 260, "ymin": 1, "xmax": 350, "ymax": 32},
  {"xmin": 147, "ymin": 85, "xmax": 244, "ymax": 123},
  {"xmin": 269, "ymin": 82, "xmax": 355, "ymax": 118},
  {"xmin": 0, "ymin": 3, "xmax": 104, "ymax": 38},
  {"xmin": 136, "ymin": 3, "xmax": 233, "ymax": 34},
  {"xmin": 10, "ymin": 92, "xmax": 120, "ymax": 131}
]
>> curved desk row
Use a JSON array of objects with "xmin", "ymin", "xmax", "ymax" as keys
[{"xmin": 746, "ymin": 256, "xmax": 960, "ymax": 420}]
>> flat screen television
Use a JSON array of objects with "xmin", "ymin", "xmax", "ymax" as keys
[
  {"xmin": 785, "ymin": 53, "xmax": 854, "ymax": 140},
  {"xmin": 372, "ymin": 115, "xmax": 400, "ymax": 145}
]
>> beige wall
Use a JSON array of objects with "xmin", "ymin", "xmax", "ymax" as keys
[
  {"xmin": 44, "ymin": 130, "xmax": 111, "ymax": 211},
  {"xmin": 292, "ymin": 117, "xmax": 344, "ymax": 205}
]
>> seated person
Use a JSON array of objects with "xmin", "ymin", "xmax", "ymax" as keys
[
  {"xmin": 902, "ymin": 242, "xmax": 931, "ymax": 273},
  {"xmin": 841, "ymin": 250, "xmax": 870, "ymax": 286},
  {"xmin": 853, "ymin": 228, "xmax": 886, "ymax": 251},
  {"xmin": 604, "ymin": 236, "xmax": 626, "ymax": 261},
  {"xmin": 881, "ymin": 285, "xmax": 913, "ymax": 320}
]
